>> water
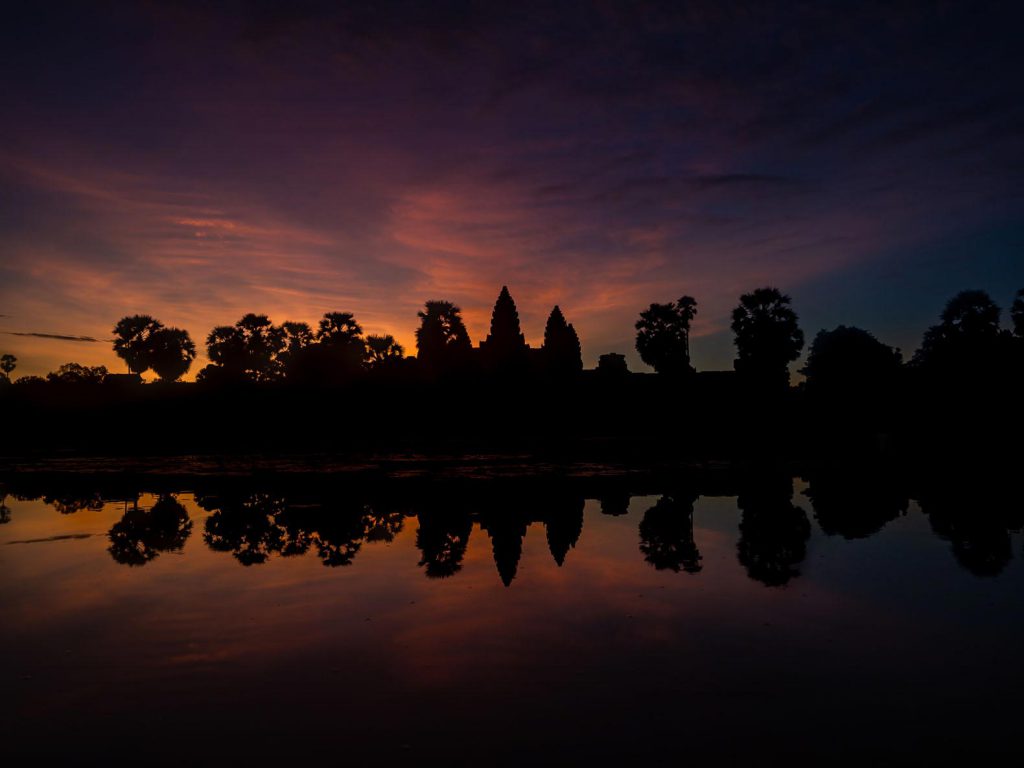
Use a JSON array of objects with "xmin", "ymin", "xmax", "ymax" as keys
[{"xmin": 2, "ymin": 473, "xmax": 1022, "ymax": 765}]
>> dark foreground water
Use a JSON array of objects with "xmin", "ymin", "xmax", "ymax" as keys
[{"xmin": 2, "ymin": 471, "xmax": 1022, "ymax": 765}]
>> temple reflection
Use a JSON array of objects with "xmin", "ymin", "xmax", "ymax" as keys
[{"xmin": 7, "ymin": 472, "xmax": 1021, "ymax": 583}]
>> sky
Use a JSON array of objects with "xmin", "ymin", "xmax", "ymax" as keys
[{"xmin": 1, "ymin": 0, "xmax": 1022, "ymax": 379}]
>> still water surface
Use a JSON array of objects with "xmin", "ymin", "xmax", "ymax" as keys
[{"xmin": 2, "ymin": 473, "xmax": 1022, "ymax": 764}]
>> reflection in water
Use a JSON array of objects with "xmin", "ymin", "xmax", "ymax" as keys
[
  {"xmin": 45, "ymin": 491, "xmax": 105, "ymax": 515},
  {"xmin": 736, "ymin": 472, "xmax": 810, "ymax": 587},
  {"xmin": 919, "ymin": 483, "xmax": 1021, "ymax": 578},
  {"xmin": 4, "ymin": 472, "xmax": 1023, "ymax": 766},
  {"xmin": 639, "ymin": 493, "xmax": 702, "ymax": 573},
  {"xmin": 804, "ymin": 468, "xmax": 908, "ymax": 539},
  {"xmin": 480, "ymin": 506, "xmax": 530, "ymax": 587},
  {"xmin": 416, "ymin": 505, "xmax": 473, "ymax": 578},
  {"xmin": 5, "ymin": 472, "xmax": 1022, "ymax": 583},
  {"xmin": 599, "ymin": 490, "xmax": 630, "ymax": 517},
  {"xmin": 108, "ymin": 495, "xmax": 193, "ymax": 566},
  {"xmin": 198, "ymin": 493, "xmax": 402, "ymax": 568},
  {"xmin": 543, "ymin": 494, "xmax": 585, "ymax": 567}
]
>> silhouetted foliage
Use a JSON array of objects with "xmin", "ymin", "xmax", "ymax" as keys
[
  {"xmin": 801, "ymin": 326, "xmax": 902, "ymax": 398},
  {"xmin": 278, "ymin": 321, "xmax": 315, "ymax": 371},
  {"xmin": 1012, "ymin": 289, "xmax": 1024, "ymax": 338},
  {"xmin": 481, "ymin": 286, "xmax": 528, "ymax": 372},
  {"xmin": 108, "ymin": 495, "xmax": 193, "ymax": 566},
  {"xmin": 285, "ymin": 311, "xmax": 368, "ymax": 384},
  {"xmin": 47, "ymin": 363, "xmax": 108, "ymax": 384},
  {"xmin": 416, "ymin": 506, "xmax": 473, "ymax": 578},
  {"xmin": 0, "ymin": 491, "xmax": 10, "ymax": 525},
  {"xmin": 366, "ymin": 334, "xmax": 405, "ymax": 367},
  {"xmin": 736, "ymin": 472, "xmax": 810, "ymax": 586},
  {"xmin": 204, "ymin": 314, "xmax": 285, "ymax": 382},
  {"xmin": 0, "ymin": 353, "xmax": 16, "ymax": 382},
  {"xmin": 635, "ymin": 296, "xmax": 697, "ymax": 375},
  {"xmin": 639, "ymin": 493, "xmax": 702, "ymax": 573},
  {"xmin": 112, "ymin": 315, "xmax": 163, "ymax": 375},
  {"xmin": 731, "ymin": 287, "xmax": 804, "ymax": 387},
  {"xmin": 148, "ymin": 327, "xmax": 197, "ymax": 382},
  {"xmin": 541, "ymin": 305, "xmax": 583, "ymax": 376},
  {"xmin": 415, "ymin": 300, "xmax": 472, "ymax": 372},
  {"xmin": 911, "ymin": 290, "xmax": 1008, "ymax": 376}
]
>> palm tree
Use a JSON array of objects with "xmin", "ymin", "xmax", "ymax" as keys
[
  {"xmin": 112, "ymin": 315, "xmax": 164, "ymax": 374},
  {"xmin": 415, "ymin": 300, "xmax": 472, "ymax": 370},
  {"xmin": 366, "ymin": 334, "xmax": 405, "ymax": 365},
  {"xmin": 731, "ymin": 287, "xmax": 804, "ymax": 386},
  {"xmin": 148, "ymin": 327, "xmax": 197, "ymax": 382},
  {"xmin": 635, "ymin": 295, "xmax": 697, "ymax": 374},
  {"xmin": 0, "ymin": 354, "xmax": 16, "ymax": 381}
]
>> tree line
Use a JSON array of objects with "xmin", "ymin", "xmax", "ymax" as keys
[{"xmin": 2, "ymin": 285, "xmax": 1023, "ymax": 389}]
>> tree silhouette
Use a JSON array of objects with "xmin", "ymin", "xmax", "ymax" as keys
[
  {"xmin": 47, "ymin": 363, "xmax": 107, "ymax": 384},
  {"xmin": 731, "ymin": 287, "xmax": 804, "ymax": 387},
  {"xmin": 911, "ymin": 290, "xmax": 1008, "ymax": 376},
  {"xmin": 1012, "ymin": 289, "xmax": 1024, "ymax": 338},
  {"xmin": 205, "ymin": 314, "xmax": 285, "ymax": 382},
  {"xmin": 366, "ymin": 334, "xmax": 405, "ymax": 366},
  {"xmin": 635, "ymin": 296, "xmax": 697, "ymax": 375},
  {"xmin": 481, "ymin": 286, "xmax": 528, "ymax": 371},
  {"xmin": 284, "ymin": 311, "xmax": 368, "ymax": 383},
  {"xmin": 542, "ymin": 306, "xmax": 583, "ymax": 375},
  {"xmin": 148, "ymin": 327, "xmax": 197, "ymax": 382},
  {"xmin": 112, "ymin": 315, "xmax": 164, "ymax": 374},
  {"xmin": 0, "ymin": 353, "xmax": 16, "ymax": 382},
  {"xmin": 108, "ymin": 495, "xmax": 193, "ymax": 566},
  {"xmin": 638, "ymin": 493, "xmax": 702, "ymax": 573},
  {"xmin": 801, "ymin": 326, "xmax": 902, "ymax": 397},
  {"xmin": 415, "ymin": 300, "xmax": 472, "ymax": 371},
  {"xmin": 317, "ymin": 312, "xmax": 365, "ymax": 349}
]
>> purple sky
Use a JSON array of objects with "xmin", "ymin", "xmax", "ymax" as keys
[{"xmin": 2, "ymin": 1, "xmax": 1022, "ymax": 378}]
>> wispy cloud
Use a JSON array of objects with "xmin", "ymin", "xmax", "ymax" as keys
[{"xmin": 2, "ymin": 332, "xmax": 105, "ymax": 342}]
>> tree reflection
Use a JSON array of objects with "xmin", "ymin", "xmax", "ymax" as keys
[
  {"xmin": 44, "ymin": 492, "xmax": 105, "ymax": 515},
  {"xmin": 804, "ymin": 468, "xmax": 908, "ymax": 539},
  {"xmin": 416, "ymin": 505, "xmax": 473, "ymax": 578},
  {"xmin": 639, "ymin": 492, "xmax": 702, "ymax": 573},
  {"xmin": 736, "ymin": 472, "xmax": 810, "ymax": 587},
  {"xmin": 918, "ymin": 485, "xmax": 1017, "ymax": 578},
  {"xmin": 200, "ymin": 493, "xmax": 288, "ymax": 566},
  {"xmin": 108, "ymin": 495, "xmax": 193, "ymax": 566}
]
